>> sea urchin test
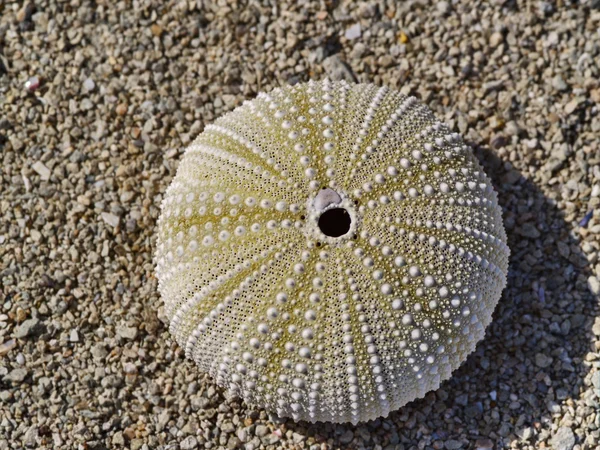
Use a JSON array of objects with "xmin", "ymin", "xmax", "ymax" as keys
[{"xmin": 155, "ymin": 80, "xmax": 510, "ymax": 424}]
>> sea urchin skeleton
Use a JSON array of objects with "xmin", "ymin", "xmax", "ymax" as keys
[{"xmin": 155, "ymin": 80, "xmax": 510, "ymax": 424}]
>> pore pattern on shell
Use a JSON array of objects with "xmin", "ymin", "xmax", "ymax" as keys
[{"xmin": 155, "ymin": 80, "xmax": 510, "ymax": 424}]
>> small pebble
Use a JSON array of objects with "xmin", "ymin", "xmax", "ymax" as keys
[
  {"xmin": 445, "ymin": 439, "xmax": 463, "ymax": 450},
  {"xmin": 180, "ymin": 436, "xmax": 198, "ymax": 450},
  {"xmin": 83, "ymin": 78, "xmax": 95, "ymax": 92},
  {"xmin": 564, "ymin": 99, "xmax": 580, "ymax": 114},
  {"xmin": 579, "ymin": 211, "xmax": 593, "ymax": 227},
  {"xmin": 101, "ymin": 212, "xmax": 120, "ymax": 228},
  {"xmin": 535, "ymin": 353, "xmax": 553, "ymax": 368},
  {"xmin": 31, "ymin": 161, "xmax": 51, "ymax": 181},
  {"xmin": 345, "ymin": 23, "xmax": 361, "ymax": 40},
  {"xmin": 437, "ymin": 1, "xmax": 451, "ymax": 14},
  {"xmin": 591, "ymin": 372, "xmax": 600, "ymax": 389},
  {"xmin": 588, "ymin": 276, "xmax": 600, "ymax": 295},
  {"xmin": 116, "ymin": 104, "xmax": 128, "ymax": 115},
  {"xmin": 489, "ymin": 32, "xmax": 504, "ymax": 47},
  {"xmin": 475, "ymin": 439, "xmax": 493, "ymax": 449},
  {"xmin": 4, "ymin": 368, "xmax": 28, "ymax": 384},
  {"xmin": 339, "ymin": 429, "xmax": 354, "ymax": 444},
  {"xmin": 0, "ymin": 340, "xmax": 16, "ymax": 356},
  {"xmin": 255, "ymin": 425, "xmax": 269, "ymax": 438},
  {"xmin": 552, "ymin": 75, "xmax": 568, "ymax": 91},
  {"xmin": 116, "ymin": 325, "xmax": 138, "ymax": 340},
  {"xmin": 551, "ymin": 427, "xmax": 575, "ymax": 450},
  {"xmin": 14, "ymin": 318, "xmax": 42, "ymax": 339},
  {"xmin": 24, "ymin": 76, "xmax": 40, "ymax": 92}
]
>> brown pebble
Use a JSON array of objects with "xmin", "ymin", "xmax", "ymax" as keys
[
  {"xmin": 116, "ymin": 104, "xmax": 128, "ymax": 116},
  {"xmin": 16, "ymin": 309, "xmax": 28, "ymax": 322},
  {"xmin": 17, "ymin": 3, "xmax": 34, "ymax": 22},
  {"xmin": 151, "ymin": 24, "xmax": 163, "ymax": 37},
  {"xmin": 123, "ymin": 427, "xmax": 136, "ymax": 440}
]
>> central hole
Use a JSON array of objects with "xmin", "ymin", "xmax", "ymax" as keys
[{"xmin": 318, "ymin": 208, "xmax": 351, "ymax": 237}]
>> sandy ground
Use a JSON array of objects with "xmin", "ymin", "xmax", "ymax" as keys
[{"xmin": 1, "ymin": 0, "xmax": 600, "ymax": 449}]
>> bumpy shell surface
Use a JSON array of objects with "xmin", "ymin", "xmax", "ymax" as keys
[{"xmin": 155, "ymin": 80, "xmax": 510, "ymax": 424}]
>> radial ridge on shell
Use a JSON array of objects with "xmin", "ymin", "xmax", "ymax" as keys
[{"xmin": 155, "ymin": 80, "xmax": 510, "ymax": 424}]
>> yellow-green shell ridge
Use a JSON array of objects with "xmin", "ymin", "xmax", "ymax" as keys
[{"xmin": 155, "ymin": 80, "xmax": 510, "ymax": 424}]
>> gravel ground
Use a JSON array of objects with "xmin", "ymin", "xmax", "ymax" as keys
[{"xmin": 1, "ymin": 0, "xmax": 600, "ymax": 449}]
